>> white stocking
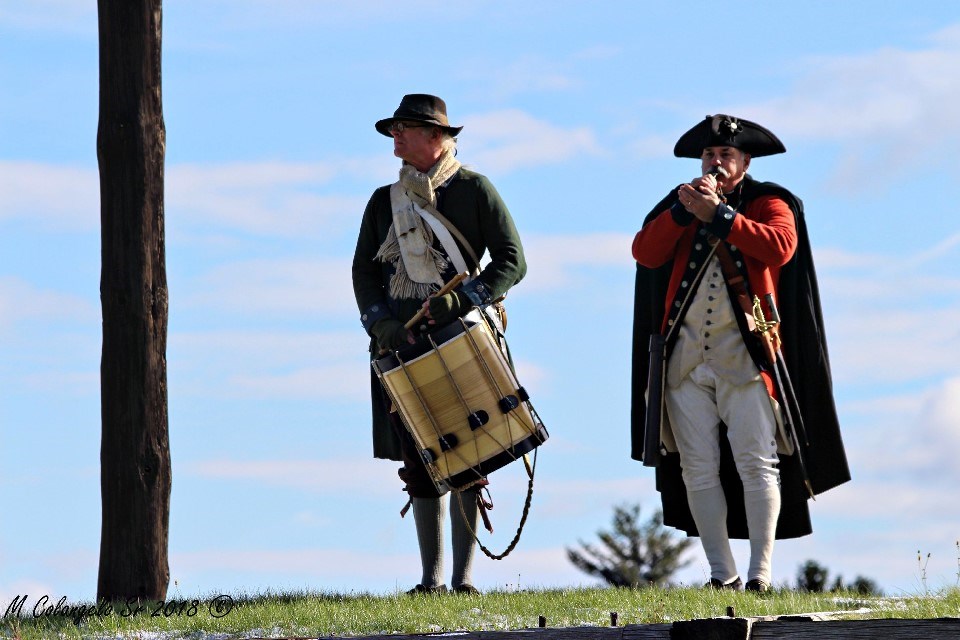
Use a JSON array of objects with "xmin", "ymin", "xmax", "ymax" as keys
[
  {"xmin": 744, "ymin": 485, "xmax": 780, "ymax": 584},
  {"xmin": 687, "ymin": 485, "xmax": 738, "ymax": 582}
]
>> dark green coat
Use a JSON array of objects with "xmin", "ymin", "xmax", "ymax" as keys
[{"xmin": 352, "ymin": 168, "xmax": 526, "ymax": 460}]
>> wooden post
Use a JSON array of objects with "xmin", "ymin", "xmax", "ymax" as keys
[{"xmin": 95, "ymin": 0, "xmax": 170, "ymax": 602}]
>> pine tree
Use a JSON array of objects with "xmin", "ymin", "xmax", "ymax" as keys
[
  {"xmin": 566, "ymin": 504, "xmax": 693, "ymax": 587},
  {"xmin": 796, "ymin": 559, "xmax": 881, "ymax": 595}
]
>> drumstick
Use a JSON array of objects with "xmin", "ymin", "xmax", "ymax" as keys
[
  {"xmin": 403, "ymin": 272, "xmax": 469, "ymax": 330},
  {"xmin": 376, "ymin": 272, "xmax": 471, "ymax": 357}
]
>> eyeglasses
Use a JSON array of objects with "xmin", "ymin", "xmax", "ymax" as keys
[{"xmin": 388, "ymin": 121, "xmax": 432, "ymax": 135}]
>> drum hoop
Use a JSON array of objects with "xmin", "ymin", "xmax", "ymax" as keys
[{"xmin": 375, "ymin": 313, "xmax": 481, "ymax": 371}]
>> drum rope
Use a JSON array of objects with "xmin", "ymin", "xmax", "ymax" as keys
[
  {"xmin": 454, "ymin": 449, "xmax": 537, "ymax": 561},
  {"xmin": 427, "ymin": 333, "xmax": 473, "ymax": 417},
  {"xmin": 449, "ymin": 316, "xmax": 544, "ymax": 484},
  {"xmin": 426, "ymin": 332, "xmax": 496, "ymax": 482},
  {"xmin": 372, "ymin": 358, "xmax": 435, "ymax": 464},
  {"xmin": 396, "ymin": 328, "xmax": 518, "ymax": 489},
  {"xmin": 459, "ymin": 318, "xmax": 539, "ymax": 439},
  {"xmin": 394, "ymin": 353, "xmax": 448, "ymax": 456},
  {"xmin": 432, "ymin": 318, "xmax": 541, "ymax": 484}
]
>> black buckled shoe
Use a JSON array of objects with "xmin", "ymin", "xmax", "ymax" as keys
[
  {"xmin": 452, "ymin": 584, "xmax": 481, "ymax": 595},
  {"xmin": 406, "ymin": 584, "xmax": 448, "ymax": 595},
  {"xmin": 706, "ymin": 576, "xmax": 743, "ymax": 590},
  {"xmin": 745, "ymin": 579, "xmax": 769, "ymax": 593}
]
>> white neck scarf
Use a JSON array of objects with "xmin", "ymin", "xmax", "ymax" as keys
[{"xmin": 374, "ymin": 150, "xmax": 462, "ymax": 300}]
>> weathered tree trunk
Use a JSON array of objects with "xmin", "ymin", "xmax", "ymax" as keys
[{"xmin": 96, "ymin": 0, "xmax": 170, "ymax": 602}]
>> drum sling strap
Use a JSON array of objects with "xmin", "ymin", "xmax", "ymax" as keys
[
  {"xmin": 417, "ymin": 198, "xmax": 508, "ymax": 331},
  {"xmin": 417, "ymin": 200, "xmax": 481, "ymax": 272}
]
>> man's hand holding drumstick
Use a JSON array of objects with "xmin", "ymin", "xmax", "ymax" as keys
[
  {"xmin": 420, "ymin": 272, "xmax": 469, "ymax": 326},
  {"xmin": 374, "ymin": 272, "xmax": 469, "ymax": 354}
]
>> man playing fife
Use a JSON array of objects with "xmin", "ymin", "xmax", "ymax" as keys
[{"xmin": 631, "ymin": 114, "xmax": 849, "ymax": 592}]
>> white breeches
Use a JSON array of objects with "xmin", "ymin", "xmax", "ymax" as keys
[{"xmin": 665, "ymin": 361, "xmax": 780, "ymax": 492}]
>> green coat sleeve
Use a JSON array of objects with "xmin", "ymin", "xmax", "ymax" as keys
[
  {"xmin": 442, "ymin": 170, "xmax": 526, "ymax": 305},
  {"xmin": 351, "ymin": 186, "xmax": 392, "ymax": 333}
]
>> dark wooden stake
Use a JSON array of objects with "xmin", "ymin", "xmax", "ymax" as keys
[{"xmin": 95, "ymin": 0, "xmax": 170, "ymax": 602}]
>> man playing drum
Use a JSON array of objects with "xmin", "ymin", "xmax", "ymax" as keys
[
  {"xmin": 352, "ymin": 94, "xmax": 527, "ymax": 595},
  {"xmin": 631, "ymin": 114, "xmax": 850, "ymax": 592}
]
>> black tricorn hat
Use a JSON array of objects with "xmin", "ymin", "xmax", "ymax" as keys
[
  {"xmin": 673, "ymin": 114, "xmax": 786, "ymax": 158},
  {"xmin": 375, "ymin": 94, "xmax": 464, "ymax": 137}
]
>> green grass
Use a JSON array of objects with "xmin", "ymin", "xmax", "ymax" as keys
[{"xmin": 3, "ymin": 586, "xmax": 959, "ymax": 639}]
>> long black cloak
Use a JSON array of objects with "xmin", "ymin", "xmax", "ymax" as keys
[{"xmin": 631, "ymin": 176, "xmax": 851, "ymax": 539}]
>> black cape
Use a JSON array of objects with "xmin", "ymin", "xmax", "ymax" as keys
[{"xmin": 631, "ymin": 176, "xmax": 851, "ymax": 539}]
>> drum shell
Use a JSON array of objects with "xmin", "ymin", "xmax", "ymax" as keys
[{"xmin": 374, "ymin": 311, "xmax": 547, "ymax": 491}]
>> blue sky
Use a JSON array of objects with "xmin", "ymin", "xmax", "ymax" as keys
[{"xmin": 2, "ymin": 0, "xmax": 960, "ymax": 604}]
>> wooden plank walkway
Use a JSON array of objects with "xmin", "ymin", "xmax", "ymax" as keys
[{"xmin": 303, "ymin": 613, "xmax": 960, "ymax": 640}]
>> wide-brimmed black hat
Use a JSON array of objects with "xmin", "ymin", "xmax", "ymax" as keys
[
  {"xmin": 375, "ymin": 94, "xmax": 464, "ymax": 137},
  {"xmin": 673, "ymin": 114, "xmax": 786, "ymax": 158}
]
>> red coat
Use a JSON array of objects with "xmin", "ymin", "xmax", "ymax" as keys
[
  {"xmin": 630, "ymin": 176, "xmax": 850, "ymax": 540},
  {"xmin": 632, "ymin": 193, "xmax": 797, "ymax": 334}
]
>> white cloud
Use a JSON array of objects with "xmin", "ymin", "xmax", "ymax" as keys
[
  {"xmin": 511, "ymin": 358, "xmax": 548, "ymax": 397},
  {"xmin": 812, "ymin": 238, "xmax": 960, "ymax": 387},
  {"xmin": 181, "ymin": 257, "xmax": 357, "ymax": 317},
  {"xmin": 628, "ymin": 134, "xmax": 677, "ymax": 161},
  {"xmin": 173, "ymin": 330, "xmax": 363, "ymax": 365},
  {"xmin": 0, "ymin": 582, "xmax": 63, "ymax": 614},
  {"xmin": 736, "ymin": 30, "xmax": 960, "ymax": 188},
  {"xmin": 19, "ymin": 370, "xmax": 99, "ymax": 396},
  {"xmin": 0, "ymin": 0, "xmax": 95, "ymax": 32},
  {"xmin": 460, "ymin": 110, "xmax": 602, "ymax": 174},
  {"xmin": 0, "ymin": 162, "xmax": 98, "ymax": 231},
  {"xmin": 0, "ymin": 159, "xmax": 383, "ymax": 238},
  {"xmin": 916, "ymin": 376, "xmax": 960, "ymax": 464},
  {"xmin": 897, "ymin": 232, "xmax": 960, "ymax": 271},
  {"xmin": 167, "ymin": 162, "xmax": 370, "ymax": 237},
  {"xmin": 824, "ymin": 379, "xmax": 960, "ymax": 511},
  {"xmin": 170, "ymin": 330, "xmax": 370, "ymax": 400},
  {"xmin": 827, "ymin": 307, "xmax": 960, "ymax": 385},
  {"xmin": 520, "ymin": 232, "xmax": 634, "ymax": 293},
  {"xmin": 0, "ymin": 276, "xmax": 98, "ymax": 330},
  {"xmin": 813, "ymin": 247, "xmax": 887, "ymax": 270},
  {"xmin": 185, "ymin": 457, "xmax": 398, "ymax": 496},
  {"xmin": 229, "ymin": 364, "xmax": 368, "ymax": 401},
  {"xmin": 529, "ymin": 476, "xmax": 657, "ymax": 520},
  {"xmin": 463, "ymin": 54, "xmax": 579, "ymax": 101},
  {"xmin": 167, "ymin": 0, "xmax": 483, "ymax": 32}
]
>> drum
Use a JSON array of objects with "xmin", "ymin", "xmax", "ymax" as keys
[{"xmin": 373, "ymin": 309, "xmax": 548, "ymax": 493}]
